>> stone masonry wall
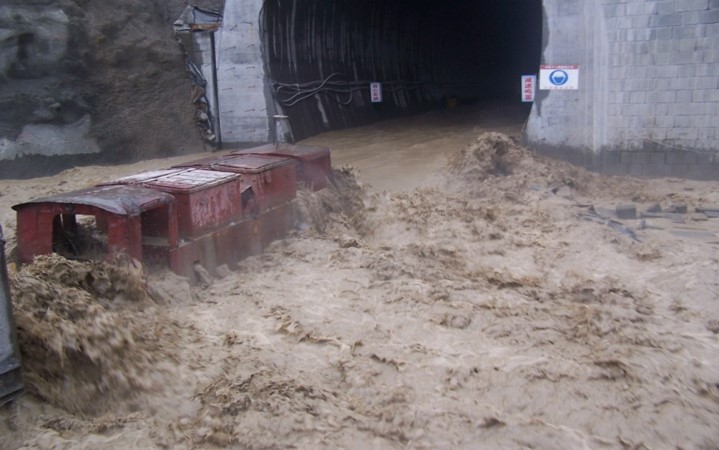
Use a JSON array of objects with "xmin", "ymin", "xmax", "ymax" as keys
[{"xmin": 603, "ymin": 0, "xmax": 719, "ymax": 177}]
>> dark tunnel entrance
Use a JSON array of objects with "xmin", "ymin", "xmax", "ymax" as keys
[{"xmin": 261, "ymin": 0, "xmax": 543, "ymax": 142}]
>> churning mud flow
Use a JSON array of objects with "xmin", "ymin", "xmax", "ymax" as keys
[{"xmin": 2, "ymin": 104, "xmax": 719, "ymax": 449}]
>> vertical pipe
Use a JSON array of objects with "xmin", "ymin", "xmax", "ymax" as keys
[{"xmin": 210, "ymin": 30, "xmax": 222, "ymax": 148}]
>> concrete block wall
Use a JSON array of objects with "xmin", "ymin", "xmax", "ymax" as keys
[
  {"xmin": 526, "ymin": 0, "xmax": 719, "ymax": 180},
  {"xmin": 605, "ymin": 0, "xmax": 719, "ymax": 153},
  {"xmin": 216, "ymin": 0, "xmax": 272, "ymax": 146}
]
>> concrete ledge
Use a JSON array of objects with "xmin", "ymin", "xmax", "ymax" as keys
[{"xmin": 525, "ymin": 140, "xmax": 719, "ymax": 181}]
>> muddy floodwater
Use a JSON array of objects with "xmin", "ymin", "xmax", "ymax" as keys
[{"xmin": 1, "ymin": 103, "xmax": 719, "ymax": 449}]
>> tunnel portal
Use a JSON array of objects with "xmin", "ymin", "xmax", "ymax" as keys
[{"xmin": 260, "ymin": 0, "xmax": 543, "ymax": 141}]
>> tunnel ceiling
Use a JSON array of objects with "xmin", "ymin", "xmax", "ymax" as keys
[{"xmin": 260, "ymin": 0, "xmax": 542, "ymax": 141}]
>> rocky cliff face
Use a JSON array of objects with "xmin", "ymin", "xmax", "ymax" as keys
[{"xmin": 0, "ymin": 0, "xmax": 223, "ymax": 178}]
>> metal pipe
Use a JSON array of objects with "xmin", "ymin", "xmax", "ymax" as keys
[{"xmin": 210, "ymin": 30, "xmax": 222, "ymax": 148}]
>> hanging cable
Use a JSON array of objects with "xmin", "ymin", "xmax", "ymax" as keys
[{"xmin": 271, "ymin": 73, "xmax": 429, "ymax": 107}]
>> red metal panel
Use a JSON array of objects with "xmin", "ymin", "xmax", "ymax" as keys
[
  {"xmin": 168, "ymin": 217, "xmax": 262, "ymax": 283},
  {"xmin": 106, "ymin": 169, "xmax": 246, "ymax": 238},
  {"xmin": 236, "ymin": 218, "xmax": 262, "ymax": 259},
  {"xmin": 257, "ymin": 201, "xmax": 297, "ymax": 248},
  {"xmin": 160, "ymin": 169, "xmax": 243, "ymax": 237},
  {"xmin": 210, "ymin": 155, "xmax": 297, "ymax": 212},
  {"xmin": 170, "ymin": 241, "xmax": 197, "ymax": 280},
  {"xmin": 194, "ymin": 234, "xmax": 218, "ymax": 276},
  {"xmin": 14, "ymin": 203, "xmax": 140, "ymax": 264},
  {"xmin": 13, "ymin": 186, "xmax": 178, "ymax": 266},
  {"xmin": 174, "ymin": 154, "xmax": 296, "ymax": 212},
  {"xmin": 107, "ymin": 215, "xmax": 142, "ymax": 261},
  {"xmin": 231, "ymin": 144, "xmax": 332, "ymax": 191},
  {"xmin": 211, "ymin": 219, "xmax": 259, "ymax": 271},
  {"xmin": 140, "ymin": 202, "xmax": 178, "ymax": 268},
  {"xmin": 212, "ymin": 226, "xmax": 239, "ymax": 270},
  {"xmin": 16, "ymin": 207, "xmax": 54, "ymax": 264}
]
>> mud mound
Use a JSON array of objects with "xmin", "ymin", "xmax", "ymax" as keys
[
  {"xmin": 296, "ymin": 166, "xmax": 370, "ymax": 235},
  {"xmin": 9, "ymin": 254, "xmax": 182, "ymax": 416},
  {"xmin": 448, "ymin": 132, "xmax": 524, "ymax": 179},
  {"xmin": 445, "ymin": 132, "xmax": 685, "ymax": 205},
  {"xmin": 445, "ymin": 132, "xmax": 647, "ymax": 201}
]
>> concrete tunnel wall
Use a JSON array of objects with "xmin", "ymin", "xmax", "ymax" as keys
[
  {"xmin": 259, "ymin": 1, "xmax": 542, "ymax": 142},
  {"xmin": 527, "ymin": 0, "xmax": 719, "ymax": 179},
  {"xmin": 217, "ymin": 0, "xmax": 541, "ymax": 144},
  {"xmin": 217, "ymin": 0, "xmax": 719, "ymax": 179}
]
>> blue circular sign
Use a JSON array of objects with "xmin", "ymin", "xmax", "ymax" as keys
[{"xmin": 549, "ymin": 70, "xmax": 569, "ymax": 86}]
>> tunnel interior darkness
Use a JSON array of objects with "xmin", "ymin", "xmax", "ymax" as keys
[{"xmin": 261, "ymin": 0, "xmax": 543, "ymax": 141}]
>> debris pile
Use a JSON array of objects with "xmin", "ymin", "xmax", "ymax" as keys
[
  {"xmin": 9, "ymin": 254, "xmax": 181, "ymax": 415},
  {"xmin": 295, "ymin": 166, "xmax": 370, "ymax": 235}
]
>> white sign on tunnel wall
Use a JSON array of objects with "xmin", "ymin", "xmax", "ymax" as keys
[
  {"xmin": 539, "ymin": 65, "xmax": 579, "ymax": 90},
  {"xmin": 521, "ymin": 75, "xmax": 536, "ymax": 102},
  {"xmin": 370, "ymin": 82, "xmax": 383, "ymax": 103}
]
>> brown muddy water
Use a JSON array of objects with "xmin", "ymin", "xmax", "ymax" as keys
[{"xmin": 1, "ymin": 104, "xmax": 719, "ymax": 449}]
